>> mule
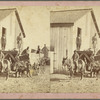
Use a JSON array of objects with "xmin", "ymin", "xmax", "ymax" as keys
[
  {"xmin": 14, "ymin": 61, "xmax": 31, "ymax": 77},
  {"xmin": 63, "ymin": 58, "xmax": 87, "ymax": 80},
  {"xmin": 90, "ymin": 61, "xmax": 100, "ymax": 79},
  {"xmin": 2, "ymin": 59, "xmax": 11, "ymax": 80},
  {"xmin": 62, "ymin": 58, "xmax": 73, "ymax": 78}
]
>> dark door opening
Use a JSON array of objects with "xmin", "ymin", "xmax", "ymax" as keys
[
  {"xmin": 76, "ymin": 27, "xmax": 82, "ymax": 51},
  {"xmin": 2, "ymin": 27, "xmax": 6, "ymax": 36},
  {"xmin": 77, "ymin": 27, "xmax": 82, "ymax": 37}
]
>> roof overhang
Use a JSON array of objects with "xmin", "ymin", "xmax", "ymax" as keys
[
  {"xmin": 90, "ymin": 10, "xmax": 100, "ymax": 37},
  {"xmin": 50, "ymin": 23, "xmax": 74, "ymax": 27},
  {"xmin": 50, "ymin": 8, "xmax": 100, "ymax": 38}
]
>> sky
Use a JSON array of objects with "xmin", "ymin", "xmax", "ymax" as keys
[{"xmin": 0, "ymin": 6, "xmax": 100, "ymax": 50}]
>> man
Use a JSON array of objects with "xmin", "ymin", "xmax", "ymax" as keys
[
  {"xmin": 62, "ymin": 52, "xmax": 72, "ymax": 78},
  {"xmin": 42, "ymin": 44, "xmax": 49, "ymax": 58},
  {"xmin": 0, "ymin": 50, "xmax": 4, "ymax": 62},
  {"xmin": 0, "ymin": 50, "xmax": 4, "ymax": 72},
  {"xmin": 21, "ymin": 47, "xmax": 29, "ymax": 55},
  {"xmin": 72, "ymin": 50, "xmax": 79, "ymax": 73},
  {"xmin": 1, "ymin": 33, "xmax": 6, "ymax": 51},
  {"xmin": 76, "ymin": 33, "xmax": 81, "ymax": 51},
  {"xmin": 21, "ymin": 47, "xmax": 30, "ymax": 62},
  {"xmin": 62, "ymin": 49, "xmax": 68, "ymax": 66},
  {"xmin": 36, "ymin": 45, "xmax": 40, "ymax": 54},
  {"xmin": 17, "ymin": 33, "xmax": 22, "ymax": 54},
  {"xmin": 92, "ymin": 33, "xmax": 97, "ymax": 55},
  {"xmin": 36, "ymin": 45, "xmax": 41, "ymax": 58}
]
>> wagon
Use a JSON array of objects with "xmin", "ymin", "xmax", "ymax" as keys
[
  {"xmin": 19, "ymin": 54, "xmax": 30, "ymax": 62},
  {"xmin": 77, "ymin": 50, "xmax": 93, "ymax": 63},
  {"xmin": 2, "ymin": 50, "xmax": 30, "ymax": 73},
  {"xmin": 75, "ymin": 50, "xmax": 94, "ymax": 77},
  {"xmin": 3, "ymin": 50, "xmax": 18, "ymax": 63},
  {"xmin": 3, "ymin": 50, "xmax": 29, "ymax": 62}
]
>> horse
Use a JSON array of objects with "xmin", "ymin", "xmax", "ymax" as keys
[
  {"xmin": 75, "ymin": 59, "xmax": 86, "ymax": 79},
  {"xmin": 63, "ymin": 58, "xmax": 87, "ymax": 79},
  {"xmin": 62, "ymin": 58, "xmax": 73, "ymax": 78},
  {"xmin": 1, "ymin": 59, "xmax": 11, "ymax": 80},
  {"xmin": 90, "ymin": 61, "xmax": 100, "ymax": 79},
  {"xmin": 14, "ymin": 60, "xmax": 31, "ymax": 77}
]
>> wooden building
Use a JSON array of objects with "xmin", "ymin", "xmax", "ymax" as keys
[
  {"xmin": 50, "ymin": 9, "xmax": 100, "ymax": 73},
  {"xmin": 0, "ymin": 8, "xmax": 25, "ymax": 51}
]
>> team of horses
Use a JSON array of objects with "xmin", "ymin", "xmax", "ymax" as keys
[
  {"xmin": 0, "ymin": 55, "xmax": 46, "ymax": 80},
  {"xmin": 63, "ymin": 57, "xmax": 100, "ymax": 80},
  {"xmin": 0, "ymin": 52, "xmax": 100, "ymax": 80}
]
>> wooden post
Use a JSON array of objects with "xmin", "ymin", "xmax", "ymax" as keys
[{"xmin": 50, "ymin": 51, "xmax": 54, "ymax": 73}]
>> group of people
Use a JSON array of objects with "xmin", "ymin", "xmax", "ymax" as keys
[{"xmin": 36, "ymin": 44, "xmax": 49, "ymax": 58}]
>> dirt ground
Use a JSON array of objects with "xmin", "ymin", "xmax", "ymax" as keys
[
  {"xmin": 1, "ymin": 65, "xmax": 100, "ymax": 93},
  {"xmin": 50, "ymin": 74, "xmax": 100, "ymax": 93},
  {"xmin": 0, "ymin": 65, "xmax": 50, "ymax": 93}
]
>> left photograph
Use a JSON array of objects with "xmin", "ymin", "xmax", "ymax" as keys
[{"xmin": 0, "ymin": 6, "xmax": 50, "ymax": 93}]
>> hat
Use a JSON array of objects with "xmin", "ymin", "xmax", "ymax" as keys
[{"xmin": 74, "ymin": 50, "xmax": 77, "ymax": 52}]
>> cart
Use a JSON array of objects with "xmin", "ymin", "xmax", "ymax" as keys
[{"xmin": 77, "ymin": 50, "xmax": 93, "ymax": 63}]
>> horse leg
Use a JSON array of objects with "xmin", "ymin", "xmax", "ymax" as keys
[
  {"xmin": 15, "ymin": 71, "xmax": 17, "ymax": 78},
  {"xmin": 6, "ymin": 71, "xmax": 9, "ymax": 80},
  {"xmin": 96, "ymin": 70, "xmax": 99, "ymax": 80},
  {"xmin": 73, "ymin": 62, "xmax": 77, "ymax": 75},
  {"xmin": 28, "ymin": 70, "xmax": 31, "ymax": 77},
  {"xmin": 90, "ymin": 71, "xmax": 92, "ymax": 78},
  {"xmin": 80, "ymin": 68, "xmax": 83, "ymax": 80},
  {"xmin": 27, "ymin": 70, "xmax": 29, "ymax": 77},
  {"xmin": 19, "ymin": 71, "xmax": 21, "ymax": 77},
  {"xmin": 80, "ymin": 72, "xmax": 83, "ymax": 80},
  {"xmin": 69, "ymin": 69, "xmax": 73, "ymax": 79}
]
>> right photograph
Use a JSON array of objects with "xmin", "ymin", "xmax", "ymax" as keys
[{"xmin": 50, "ymin": 7, "xmax": 100, "ymax": 93}]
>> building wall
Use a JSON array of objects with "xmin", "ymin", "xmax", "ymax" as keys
[
  {"xmin": 0, "ymin": 11, "xmax": 23, "ymax": 51},
  {"xmin": 15, "ymin": 13, "xmax": 24, "ymax": 52},
  {"xmin": 50, "ymin": 12, "xmax": 99, "ymax": 73},
  {"xmin": 73, "ymin": 12, "xmax": 98, "ymax": 53},
  {"xmin": 0, "ymin": 12, "xmax": 15, "ymax": 50}
]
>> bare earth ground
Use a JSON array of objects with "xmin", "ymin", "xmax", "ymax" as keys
[
  {"xmin": 1, "ymin": 65, "xmax": 100, "ymax": 93},
  {"xmin": 50, "ymin": 74, "xmax": 100, "ymax": 93},
  {"xmin": 0, "ymin": 65, "xmax": 50, "ymax": 93}
]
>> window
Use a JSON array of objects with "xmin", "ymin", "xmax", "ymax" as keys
[
  {"xmin": 77, "ymin": 27, "xmax": 82, "ymax": 37},
  {"xmin": 2, "ymin": 27, "xmax": 6, "ymax": 37}
]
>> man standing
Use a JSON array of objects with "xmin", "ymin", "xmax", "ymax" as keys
[
  {"xmin": 36, "ymin": 45, "xmax": 41, "ymax": 58},
  {"xmin": 37, "ymin": 45, "xmax": 40, "ymax": 54},
  {"xmin": 92, "ymin": 33, "xmax": 97, "ymax": 55},
  {"xmin": 21, "ymin": 47, "xmax": 29, "ymax": 55},
  {"xmin": 0, "ymin": 50, "xmax": 4, "ymax": 62},
  {"xmin": 21, "ymin": 47, "xmax": 30, "ymax": 61},
  {"xmin": 76, "ymin": 33, "xmax": 81, "ymax": 51},
  {"xmin": 42, "ymin": 44, "xmax": 49, "ymax": 58},
  {"xmin": 1, "ymin": 33, "xmax": 6, "ymax": 51},
  {"xmin": 17, "ymin": 33, "xmax": 22, "ymax": 54},
  {"xmin": 72, "ymin": 50, "xmax": 79, "ymax": 74}
]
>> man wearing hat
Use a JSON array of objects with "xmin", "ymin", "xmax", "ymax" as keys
[
  {"xmin": 76, "ymin": 33, "xmax": 81, "ymax": 51},
  {"xmin": 1, "ymin": 33, "xmax": 6, "ymax": 51},
  {"xmin": 92, "ymin": 33, "xmax": 97, "ymax": 55},
  {"xmin": 42, "ymin": 44, "xmax": 49, "ymax": 58},
  {"xmin": 0, "ymin": 50, "xmax": 4, "ymax": 62},
  {"xmin": 72, "ymin": 50, "xmax": 79, "ymax": 73},
  {"xmin": 17, "ymin": 33, "xmax": 22, "ymax": 54}
]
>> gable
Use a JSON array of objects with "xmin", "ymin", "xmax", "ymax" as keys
[
  {"xmin": 51, "ymin": 9, "xmax": 90, "ymax": 23},
  {"xmin": 0, "ymin": 8, "xmax": 25, "ymax": 38},
  {"xmin": 50, "ymin": 8, "xmax": 100, "ymax": 37}
]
